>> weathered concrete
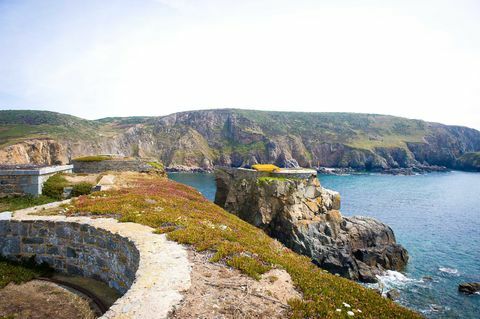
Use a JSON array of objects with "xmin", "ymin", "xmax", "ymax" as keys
[
  {"xmin": 72, "ymin": 159, "xmax": 159, "ymax": 174},
  {"xmin": 0, "ymin": 165, "xmax": 73, "ymax": 196},
  {"xmin": 1, "ymin": 202, "xmax": 191, "ymax": 319}
]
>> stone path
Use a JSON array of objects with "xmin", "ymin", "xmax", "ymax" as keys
[{"xmin": 9, "ymin": 201, "xmax": 192, "ymax": 319}]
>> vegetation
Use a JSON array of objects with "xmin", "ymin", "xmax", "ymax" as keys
[
  {"xmin": 456, "ymin": 152, "xmax": 480, "ymax": 171},
  {"xmin": 71, "ymin": 182, "xmax": 94, "ymax": 197},
  {"xmin": 257, "ymin": 176, "xmax": 300, "ymax": 186},
  {"xmin": 42, "ymin": 174, "xmax": 93, "ymax": 199},
  {"xmin": 0, "ymin": 257, "xmax": 51, "ymax": 289},
  {"xmin": 73, "ymin": 155, "xmax": 113, "ymax": 162},
  {"xmin": 42, "ymin": 174, "xmax": 70, "ymax": 199},
  {"xmin": 147, "ymin": 161, "xmax": 164, "ymax": 170},
  {"xmin": 0, "ymin": 195, "xmax": 56, "ymax": 212},
  {"xmin": 252, "ymin": 164, "xmax": 280, "ymax": 172},
  {"xmin": 62, "ymin": 173, "xmax": 421, "ymax": 318},
  {"xmin": 2, "ymin": 109, "xmax": 479, "ymax": 171}
]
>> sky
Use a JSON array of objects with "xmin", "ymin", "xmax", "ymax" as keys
[{"xmin": 0, "ymin": 0, "xmax": 479, "ymax": 129}]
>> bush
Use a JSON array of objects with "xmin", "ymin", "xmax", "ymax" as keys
[
  {"xmin": 71, "ymin": 182, "xmax": 94, "ymax": 197},
  {"xmin": 42, "ymin": 174, "xmax": 69, "ymax": 200},
  {"xmin": 147, "ymin": 161, "xmax": 164, "ymax": 170}
]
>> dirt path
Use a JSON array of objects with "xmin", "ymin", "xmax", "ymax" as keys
[{"xmin": 170, "ymin": 249, "xmax": 302, "ymax": 319}]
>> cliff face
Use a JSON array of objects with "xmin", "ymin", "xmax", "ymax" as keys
[
  {"xmin": 214, "ymin": 168, "xmax": 408, "ymax": 282},
  {"xmin": 2, "ymin": 109, "xmax": 480, "ymax": 172}
]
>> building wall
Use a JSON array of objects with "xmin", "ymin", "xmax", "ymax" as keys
[
  {"xmin": 0, "ymin": 220, "xmax": 139, "ymax": 294},
  {"xmin": 72, "ymin": 159, "xmax": 155, "ymax": 174},
  {"xmin": 0, "ymin": 165, "xmax": 72, "ymax": 197}
]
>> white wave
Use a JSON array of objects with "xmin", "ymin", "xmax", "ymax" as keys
[
  {"xmin": 438, "ymin": 267, "xmax": 459, "ymax": 275},
  {"xmin": 366, "ymin": 270, "xmax": 421, "ymax": 294}
]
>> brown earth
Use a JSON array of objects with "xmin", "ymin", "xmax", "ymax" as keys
[
  {"xmin": 170, "ymin": 249, "xmax": 301, "ymax": 319},
  {"xmin": 0, "ymin": 280, "xmax": 96, "ymax": 319}
]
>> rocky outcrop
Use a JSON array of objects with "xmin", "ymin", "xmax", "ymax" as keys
[
  {"xmin": 458, "ymin": 282, "xmax": 480, "ymax": 294},
  {"xmin": 0, "ymin": 139, "xmax": 67, "ymax": 165},
  {"xmin": 454, "ymin": 152, "xmax": 480, "ymax": 172},
  {"xmin": 214, "ymin": 168, "xmax": 408, "ymax": 282}
]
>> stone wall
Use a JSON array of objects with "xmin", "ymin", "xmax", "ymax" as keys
[
  {"xmin": 72, "ymin": 159, "xmax": 158, "ymax": 174},
  {"xmin": 0, "ymin": 165, "xmax": 73, "ymax": 197},
  {"xmin": 0, "ymin": 220, "xmax": 139, "ymax": 294}
]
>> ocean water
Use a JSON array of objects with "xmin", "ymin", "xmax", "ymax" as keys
[{"xmin": 168, "ymin": 171, "xmax": 480, "ymax": 318}]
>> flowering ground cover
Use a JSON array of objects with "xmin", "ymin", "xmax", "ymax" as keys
[{"xmin": 63, "ymin": 173, "xmax": 421, "ymax": 319}]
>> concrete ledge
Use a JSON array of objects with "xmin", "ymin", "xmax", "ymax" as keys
[
  {"xmin": 0, "ymin": 165, "xmax": 73, "ymax": 176},
  {"xmin": 222, "ymin": 167, "xmax": 317, "ymax": 180},
  {"xmin": 4, "ymin": 202, "xmax": 191, "ymax": 319}
]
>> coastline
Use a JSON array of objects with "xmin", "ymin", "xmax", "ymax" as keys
[{"xmin": 166, "ymin": 164, "xmax": 453, "ymax": 176}]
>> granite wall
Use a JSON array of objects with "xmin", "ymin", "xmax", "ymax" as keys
[{"xmin": 0, "ymin": 220, "xmax": 139, "ymax": 294}]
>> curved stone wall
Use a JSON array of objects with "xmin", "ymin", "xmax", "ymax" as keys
[
  {"xmin": 0, "ymin": 201, "xmax": 192, "ymax": 319},
  {"xmin": 0, "ymin": 220, "xmax": 139, "ymax": 294}
]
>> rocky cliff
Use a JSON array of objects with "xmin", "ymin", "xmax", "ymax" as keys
[
  {"xmin": 214, "ymin": 168, "xmax": 408, "ymax": 282},
  {"xmin": 2, "ymin": 109, "xmax": 480, "ymax": 172}
]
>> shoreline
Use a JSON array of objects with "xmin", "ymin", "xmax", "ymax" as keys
[{"xmin": 166, "ymin": 165, "xmax": 456, "ymax": 176}]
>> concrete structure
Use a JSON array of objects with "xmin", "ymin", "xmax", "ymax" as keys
[
  {"xmin": 225, "ymin": 167, "xmax": 317, "ymax": 180},
  {"xmin": 1, "ymin": 201, "xmax": 191, "ymax": 318},
  {"xmin": 72, "ymin": 159, "xmax": 157, "ymax": 174},
  {"xmin": 0, "ymin": 165, "xmax": 73, "ymax": 197}
]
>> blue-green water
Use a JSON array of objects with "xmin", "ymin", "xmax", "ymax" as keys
[{"xmin": 168, "ymin": 171, "xmax": 480, "ymax": 318}]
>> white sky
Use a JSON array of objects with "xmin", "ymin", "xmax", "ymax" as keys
[{"xmin": 0, "ymin": 0, "xmax": 479, "ymax": 129}]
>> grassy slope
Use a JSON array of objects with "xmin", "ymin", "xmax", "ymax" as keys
[
  {"xmin": 0, "ymin": 109, "xmax": 430, "ymax": 151},
  {"xmin": 0, "ymin": 110, "xmax": 123, "ymax": 147},
  {"xmin": 62, "ymin": 173, "xmax": 420, "ymax": 319},
  {"xmin": 235, "ymin": 109, "xmax": 428, "ymax": 150}
]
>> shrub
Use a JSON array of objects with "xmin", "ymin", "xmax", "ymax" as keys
[
  {"xmin": 42, "ymin": 174, "xmax": 69, "ymax": 200},
  {"xmin": 252, "ymin": 164, "xmax": 280, "ymax": 172},
  {"xmin": 71, "ymin": 182, "xmax": 94, "ymax": 197},
  {"xmin": 147, "ymin": 161, "xmax": 164, "ymax": 170},
  {"xmin": 73, "ymin": 155, "xmax": 112, "ymax": 162}
]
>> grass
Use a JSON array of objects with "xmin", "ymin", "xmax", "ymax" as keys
[
  {"xmin": 0, "ymin": 195, "xmax": 56, "ymax": 213},
  {"xmin": 147, "ymin": 161, "xmax": 164, "ymax": 170},
  {"xmin": 0, "ymin": 257, "xmax": 51, "ymax": 289},
  {"xmin": 72, "ymin": 155, "xmax": 113, "ymax": 162},
  {"xmin": 62, "ymin": 173, "xmax": 421, "ymax": 319}
]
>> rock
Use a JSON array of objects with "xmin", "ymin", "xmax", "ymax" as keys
[
  {"xmin": 458, "ymin": 282, "xmax": 480, "ymax": 294},
  {"xmin": 214, "ymin": 167, "xmax": 409, "ymax": 282},
  {"xmin": 386, "ymin": 289, "xmax": 401, "ymax": 300}
]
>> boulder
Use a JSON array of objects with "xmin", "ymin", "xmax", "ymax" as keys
[
  {"xmin": 386, "ymin": 289, "xmax": 401, "ymax": 300},
  {"xmin": 214, "ymin": 167, "xmax": 409, "ymax": 282},
  {"xmin": 458, "ymin": 283, "xmax": 480, "ymax": 294}
]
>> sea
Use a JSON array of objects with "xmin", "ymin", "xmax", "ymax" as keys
[{"xmin": 168, "ymin": 171, "xmax": 480, "ymax": 318}]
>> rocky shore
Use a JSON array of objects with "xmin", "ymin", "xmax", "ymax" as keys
[{"xmin": 214, "ymin": 168, "xmax": 409, "ymax": 282}]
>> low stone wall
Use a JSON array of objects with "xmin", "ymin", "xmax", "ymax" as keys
[
  {"xmin": 1, "ymin": 201, "xmax": 191, "ymax": 319},
  {"xmin": 72, "ymin": 159, "xmax": 155, "ymax": 174},
  {"xmin": 0, "ymin": 220, "xmax": 138, "ymax": 294},
  {"xmin": 0, "ymin": 165, "xmax": 73, "ymax": 196}
]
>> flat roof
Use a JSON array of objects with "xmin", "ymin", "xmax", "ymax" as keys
[{"xmin": 0, "ymin": 164, "xmax": 73, "ymax": 176}]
